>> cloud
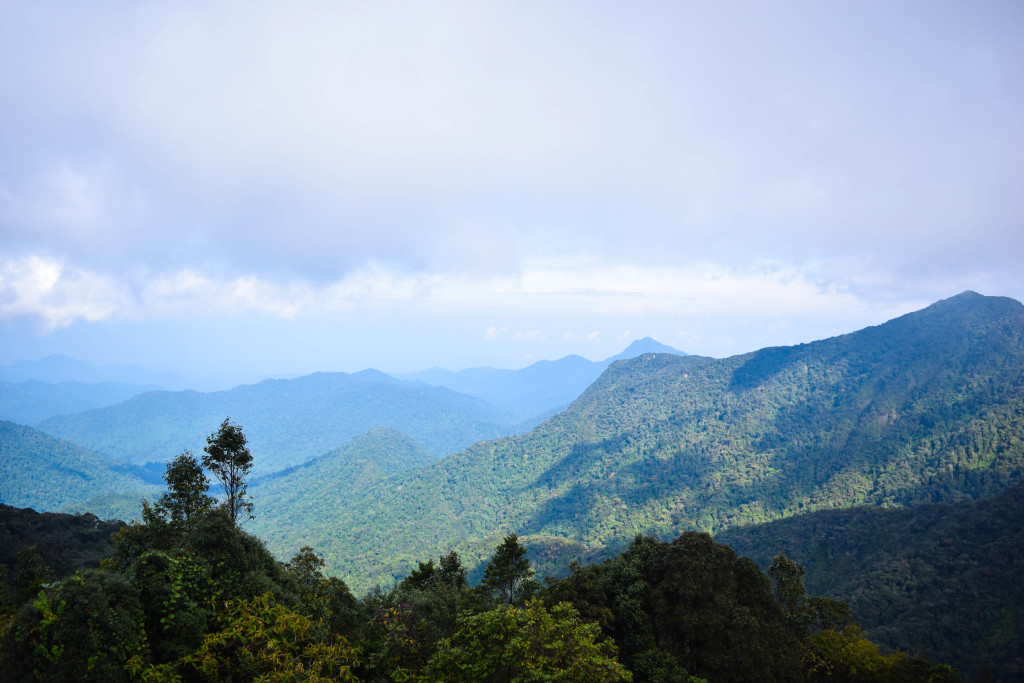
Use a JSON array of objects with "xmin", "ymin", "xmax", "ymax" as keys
[
  {"xmin": 0, "ymin": 253, "xmax": 928, "ymax": 338},
  {"xmin": 0, "ymin": 1, "xmax": 1020, "ymax": 292},
  {"xmin": 0, "ymin": 255, "xmax": 128, "ymax": 331}
]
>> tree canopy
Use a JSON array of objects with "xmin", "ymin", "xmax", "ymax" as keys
[{"xmin": 202, "ymin": 417, "xmax": 253, "ymax": 525}]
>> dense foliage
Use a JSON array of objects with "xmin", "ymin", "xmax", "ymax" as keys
[
  {"xmin": 37, "ymin": 370, "xmax": 518, "ymax": 472},
  {"xmin": 256, "ymin": 292, "xmax": 1024, "ymax": 590},
  {"xmin": 0, "ymin": 421, "xmax": 157, "ymax": 511},
  {"xmin": 0, "ymin": 505, "xmax": 124, "ymax": 611},
  {"xmin": 718, "ymin": 479, "xmax": 1024, "ymax": 681},
  {"xmin": 0, "ymin": 488, "xmax": 956, "ymax": 681},
  {"xmin": 250, "ymin": 427, "xmax": 436, "ymax": 563}
]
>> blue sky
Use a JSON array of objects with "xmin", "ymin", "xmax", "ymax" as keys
[{"xmin": 1, "ymin": 1, "xmax": 1022, "ymax": 387}]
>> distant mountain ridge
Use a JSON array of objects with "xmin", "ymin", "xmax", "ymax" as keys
[
  {"xmin": 396, "ymin": 337, "xmax": 687, "ymax": 421},
  {"xmin": 0, "ymin": 354, "xmax": 186, "ymax": 389},
  {"xmin": 0, "ymin": 380, "xmax": 163, "ymax": 425},
  {"xmin": 266, "ymin": 291, "xmax": 1024, "ymax": 591},
  {"xmin": 604, "ymin": 337, "xmax": 684, "ymax": 362},
  {"xmin": 36, "ymin": 370, "xmax": 518, "ymax": 474}
]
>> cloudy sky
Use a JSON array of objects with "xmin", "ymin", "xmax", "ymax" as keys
[{"xmin": 1, "ymin": 1, "xmax": 1021, "ymax": 386}]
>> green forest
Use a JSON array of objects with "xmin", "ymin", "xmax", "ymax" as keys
[
  {"xmin": 718, "ymin": 480, "xmax": 1024, "ymax": 680},
  {"xmin": 255, "ymin": 292, "xmax": 1024, "ymax": 593},
  {"xmin": 3, "ymin": 292, "xmax": 1023, "ymax": 681},
  {"xmin": 1, "ymin": 440, "xmax": 959, "ymax": 682}
]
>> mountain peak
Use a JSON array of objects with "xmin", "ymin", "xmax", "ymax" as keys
[
  {"xmin": 892, "ymin": 291, "xmax": 1024, "ymax": 330},
  {"xmin": 605, "ymin": 337, "xmax": 687, "ymax": 363}
]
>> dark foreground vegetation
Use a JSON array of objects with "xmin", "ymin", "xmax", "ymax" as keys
[
  {"xmin": 0, "ymin": 426, "xmax": 958, "ymax": 682},
  {"xmin": 719, "ymin": 480, "xmax": 1024, "ymax": 681},
  {"xmin": 0, "ymin": 511, "xmax": 959, "ymax": 682}
]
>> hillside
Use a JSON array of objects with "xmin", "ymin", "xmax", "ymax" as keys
[
  {"xmin": 36, "ymin": 370, "xmax": 515, "ymax": 474},
  {"xmin": 250, "ymin": 427, "xmax": 435, "ymax": 562},
  {"xmin": 717, "ymin": 481, "xmax": 1024, "ymax": 681},
  {"xmin": 0, "ymin": 421, "xmax": 158, "ymax": 511},
  {"xmin": 397, "ymin": 337, "xmax": 686, "ymax": 421},
  {"xmin": 265, "ymin": 292, "xmax": 1024, "ymax": 590},
  {"xmin": 0, "ymin": 504, "xmax": 125, "ymax": 585}
]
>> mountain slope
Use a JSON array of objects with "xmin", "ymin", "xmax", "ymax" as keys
[
  {"xmin": 1, "ymin": 504, "xmax": 125, "ymax": 584},
  {"xmin": 717, "ymin": 480, "xmax": 1024, "ymax": 682},
  {"xmin": 398, "ymin": 337, "xmax": 687, "ymax": 421},
  {"xmin": 0, "ymin": 421, "xmax": 157, "ymax": 511},
  {"xmin": 279, "ymin": 292, "xmax": 1024, "ymax": 590},
  {"xmin": 250, "ymin": 427, "xmax": 434, "ymax": 562},
  {"xmin": 36, "ymin": 370, "xmax": 514, "ymax": 473}
]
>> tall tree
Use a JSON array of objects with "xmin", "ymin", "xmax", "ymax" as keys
[
  {"xmin": 150, "ymin": 450, "xmax": 215, "ymax": 526},
  {"xmin": 480, "ymin": 534, "xmax": 539, "ymax": 605},
  {"xmin": 436, "ymin": 551, "xmax": 467, "ymax": 589},
  {"xmin": 201, "ymin": 418, "xmax": 253, "ymax": 525},
  {"xmin": 768, "ymin": 552, "xmax": 810, "ymax": 637}
]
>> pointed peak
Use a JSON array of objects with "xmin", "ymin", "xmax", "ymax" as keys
[{"xmin": 605, "ymin": 337, "xmax": 687, "ymax": 363}]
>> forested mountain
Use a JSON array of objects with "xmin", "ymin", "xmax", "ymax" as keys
[
  {"xmin": 397, "ymin": 336, "xmax": 686, "ymax": 421},
  {"xmin": 0, "ymin": 421, "xmax": 157, "ymax": 511},
  {"xmin": 718, "ymin": 480, "xmax": 1024, "ymax": 682},
  {"xmin": 0, "ymin": 380, "xmax": 161, "ymax": 424},
  {"xmin": 250, "ymin": 427, "xmax": 435, "ymax": 560},
  {"xmin": 36, "ymin": 370, "xmax": 516, "ymax": 474},
  {"xmin": 269, "ymin": 292, "xmax": 1024, "ymax": 591}
]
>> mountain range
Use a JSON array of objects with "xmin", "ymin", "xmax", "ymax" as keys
[
  {"xmin": 8, "ymin": 338, "xmax": 684, "ymax": 479},
  {"xmin": 0, "ymin": 380, "xmax": 163, "ymax": 425},
  {"xmin": 398, "ymin": 337, "xmax": 686, "ymax": 421},
  {"xmin": 3, "ymin": 293, "xmax": 1023, "ymax": 679},
  {"xmin": 250, "ymin": 292, "xmax": 1024, "ymax": 592},
  {"xmin": 33, "ymin": 370, "xmax": 523, "ymax": 474}
]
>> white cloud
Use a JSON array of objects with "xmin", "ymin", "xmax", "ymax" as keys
[
  {"xmin": 0, "ymin": 255, "xmax": 127, "ymax": 331},
  {"xmin": 0, "ymin": 253, "xmax": 928, "ymax": 334},
  {"xmin": 485, "ymin": 325, "xmax": 507, "ymax": 340}
]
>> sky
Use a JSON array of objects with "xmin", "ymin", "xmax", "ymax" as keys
[{"xmin": 1, "ymin": 1, "xmax": 1022, "ymax": 388}]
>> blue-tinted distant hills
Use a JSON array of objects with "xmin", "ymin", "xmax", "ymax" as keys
[
  {"xmin": 36, "ymin": 370, "xmax": 518, "ymax": 474},
  {"xmin": 0, "ymin": 354, "xmax": 186, "ymax": 389},
  {"xmin": 396, "ymin": 337, "xmax": 687, "ymax": 421},
  {"xmin": 604, "ymin": 336, "xmax": 685, "ymax": 362},
  {"xmin": 0, "ymin": 380, "xmax": 163, "ymax": 425}
]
